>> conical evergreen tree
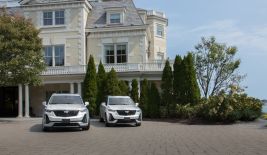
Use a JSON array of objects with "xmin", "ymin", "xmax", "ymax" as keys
[
  {"xmin": 83, "ymin": 55, "xmax": 97, "ymax": 116},
  {"xmin": 173, "ymin": 55, "xmax": 184, "ymax": 104},
  {"xmin": 140, "ymin": 79, "xmax": 149, "ymax": 117},
  {"xmin": 183, "ymin": 53, "xmax": 201, "ymax": 104},
  {"xmin": 106, "ymin": 68, "xmax": 121, "ymax": 96},
  {"xmin": 131, "ymin": 79, "xmax": 139, "ymax": 103},
  {"xmin": 149, "ymin": 82, "xmax": 161, "ymax": 118},
  {"xmin": 96, "ymin": 61, "xmax": 106, "ymax": 115},
  {"xmin": 118, "ymin": 80, "xmax": 129, "ymax": 96},
  {"xmin": 161, "ymin": 59, "xmax": 174, "ymax": 117}
]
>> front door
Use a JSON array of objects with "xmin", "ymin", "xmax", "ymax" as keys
[{"xmin": 0, "ymin": 87, "xmax": 18, "ymax": 117}]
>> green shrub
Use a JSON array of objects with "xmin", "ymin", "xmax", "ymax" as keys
[{"xmin": 175, "ymin": 93, "xmax": 263, "ymax": 122}]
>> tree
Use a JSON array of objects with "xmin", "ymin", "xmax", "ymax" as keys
[
  {"xmin": 106, "ymin": 68, "xmax": 121, "ymax": 96},
  {"xmin": 173, "ymin": 55, "xmax": 184, "ymax": 103},
  {"xmin": 118, "ymin": 80, "xmax": 129, "ymax": 96},
  {"xmin": 194, "ymin": 37, "xmax": 242, "ymax": 98},
  {"xmin": 0, "ymin": 9, "xmax": 45, "ymax": 86},
  {"xmin": 139, "ymin": 79, "xmax": 149, "ymax": 117},
  {"xmin": 130, "ymin": 79, "xmax": 139, "ymax": 103},
  {"xmin": 161, "ymin": 59, "xmax": 174, "ymax": 117},
  {"xmin": 96, "ymin": 61, "xmax": 106, "ymax": 115},
  {"xmin": 182, "ymin": 53, "xmax": 201, "ymax": 104},
  {"xmin": 148, "ymin": 82, "xmax": 161, "ymax": 118},
  {"xmin": 83, "ymin": 55, "xmax": 97, "ymax": 116}
]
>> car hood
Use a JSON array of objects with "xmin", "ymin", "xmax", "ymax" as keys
[
  {"xmin": 46, "ymin": 104, "xmax": 86, "ymax": 111},
  {"xmin": 107, "ymin": 105, "xmax": 140, "ymax": 111}
]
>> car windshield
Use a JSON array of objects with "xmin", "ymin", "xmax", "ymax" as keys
[
  {"xmin": 49, "ymin": 96, "xmax": 83, "ymax": 105},
  {"xmin": 108, "ymin": 97, "xmax": 135, "ymax": 105}
]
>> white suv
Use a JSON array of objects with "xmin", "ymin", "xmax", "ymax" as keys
[
  {"xmin": 42, "ymin": 94, "xmax": 90, "ymax": 131},
  {"xmin": 100, "ymin": 96, "xmax": 142, "ymax": 127}
]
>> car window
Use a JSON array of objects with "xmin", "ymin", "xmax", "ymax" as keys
[
  {"xmin": 49, "ymin": 96, "xmax": 83, "ymax": 105},
  {"xmin": 108, "ymin": 98, "xmax": 134, "ymax": 105}
]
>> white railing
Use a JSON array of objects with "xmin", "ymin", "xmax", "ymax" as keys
[
  {"xmin": 147, "ymin": 10, "xmax": 166, "ymax": 18},
  {"xmin": 42, "ymin": 62, "xmax": 173, "ymax": 76}
]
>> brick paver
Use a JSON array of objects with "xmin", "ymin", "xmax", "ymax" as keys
[{"xmin": 0, "ymin": 118, "xmax": 267, "ymax": 155}]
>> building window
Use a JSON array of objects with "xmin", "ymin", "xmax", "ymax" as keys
[
  {"xmin": 43, "ymin": 45, "xmax": 65, "ymax": 66},
  {"xmin": 44, "ymin": 46, "xmax": 53, "ymax": 66},
  {"xmin": 43, "ymin": 11, "xmax": 53, "ymax": 26},
  {"xmin": 116, "ymin": 44, "xmax": 127, "ymax": 63},
  {"xmin": 55, "ymin": 10, "xmax": 65, "ymax": 25},
  {"xmin": 43, "ymin": 10, "xmax": 65, "ymax": 26},
  {"xmin": 110, "ymin": 13, "xmax": 121, "ymax": 24},
  {"xmin": 54, "ymin": 45, "xmax": 65, "ymax": 66},
  {"xmin": 105, "ymin": 45, "xmax": 115, "ymax": 64},
  {"xmin": 156, "ymin": 24, "xmax": 164, "ymax": 37},
  {"xmin": 104, "ymin": 44, "xmax": 127, "ymax": 64}
]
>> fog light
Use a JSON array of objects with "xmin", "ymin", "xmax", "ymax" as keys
[{"xmin": 82, "ymin": 115, "xmax": 87, "ymax": 123}]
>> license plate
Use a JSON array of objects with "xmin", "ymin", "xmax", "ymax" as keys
[
  {"xmin": 62, "ymin": 119, "xmax": 70, "ymax": 123},
  {"xmin": 124, "ymin": 117, "xmax": 130, "ymax": 120}
]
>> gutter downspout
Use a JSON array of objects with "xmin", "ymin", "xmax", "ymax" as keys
[{"xmin": 85, "ymin": 32, "xmax": 90, "ymax": 64}]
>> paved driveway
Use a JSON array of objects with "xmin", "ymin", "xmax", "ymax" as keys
[{"xmin": 0, "ymin": 118, "xmax": 267, "ymax": 155}]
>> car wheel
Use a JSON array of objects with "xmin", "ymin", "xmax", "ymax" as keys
[
  {"xmin": 42, "ymin": 126, "xmax": 49, "ymax": 132},
  {"xmin": 136, "ymin": 122, "xmax": 141, "ymax": 127},
  {"xmin": 99, "ymin": 116, "xmax": 104, "ymax": 122},
  {"xmin": 83, "ymin": 122, "xmax": 90, "ymax": 131},
  {"xmin": 105, "ymin": 114, "xmax": 111, "ymax": 127}
]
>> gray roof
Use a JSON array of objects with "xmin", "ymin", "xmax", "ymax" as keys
[{"xmin": 86, "ymin": 0, "xmax": 144, "ymax": 29}]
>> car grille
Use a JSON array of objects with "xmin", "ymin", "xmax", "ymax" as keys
[
  {"xmin": 117, "ymin": 110, "xmax": 136, "ymax": 116},
  {"xmin": 53, "ymin": 123, "xmax": 79, "ymax": 127},
  {"xmin": 53, "ymin": 110, "xmax": 79, "ymax": 117}
]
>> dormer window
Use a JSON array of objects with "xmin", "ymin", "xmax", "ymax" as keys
[
  {"xmin": 105, "ymin": 7, "xmax": 126, "ymax": 25},
  {"xmin": 110, "ymin": 13, "xmax": 121, "ymax": 24}
]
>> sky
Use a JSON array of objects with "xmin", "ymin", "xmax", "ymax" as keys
[
  {"xmin": 1, "ymin": 0, "xmax": 266, "ymax": 99},
  {"xmin": 134, "ymin": 0, "xmax": 267, "ymax": 99}
]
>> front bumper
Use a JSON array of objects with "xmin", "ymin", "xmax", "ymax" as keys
[
  {"xmin": 106, "ymin": 111, "xmax": 142, "ymax": 124},
  {"xmin": 43, "ymin": 111, "xmax": 89, "ymax": 128}
]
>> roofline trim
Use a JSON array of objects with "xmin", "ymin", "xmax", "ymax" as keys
[{"xmin": 86, "ymin": 25, "xmax": 148, "ymax": 33}]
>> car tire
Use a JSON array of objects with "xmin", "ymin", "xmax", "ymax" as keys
[
  {"xmin": 105, "ymin": 114, "xmax": 112, "ymax": 127},
  {"xmin": 42, "ymin": 126, "xmax": 49, "ymax": 132},
  {"xmin": 136, "ymin": 122, "xmax": 141, "ymax": 127},
  {"xmin": 83, "ymin": 122, "xmax": 90, "ymax": 131},
  {"xmin": 99, "ymin": 116, "xmax": 104, "ymax": 122}
]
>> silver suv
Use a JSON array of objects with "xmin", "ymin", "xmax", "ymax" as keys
[
  {"xmin": 42, "ymin": 94, "xmax": 90, "ymax": 131},
  {"xmin": 100, "ymin": 96, "xmax": 142, "ymax": 127}
]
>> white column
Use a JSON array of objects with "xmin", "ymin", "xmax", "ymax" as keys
[
  {"xmin": 18, "ymin": 84, "xmax": 23, "ymax": 118},
  {"xmin": 77, "ymin": 82, "xmax": 82, "ymax": 96},
  {"xmin": 137, "ymin": 79, "xmax": 141, "ymax": 98},
  {"xmin": 70, "ymin": 83, "xmax": 74, "ymax": 94},
  {"xmin": 24, "ymin": 84, "xmax": 30, "ymax": 118},
  {"xmin": 128, "ymin": 81, "xmax": 132, "ymax": 91}
]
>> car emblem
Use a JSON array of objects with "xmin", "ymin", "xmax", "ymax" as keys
[
  {"xmin": 64, "ymin": 111, "xmax": 69, "ymax": 114},
  {"xmin": 125, "ymin": 111, "xmax": 129, "ymax": 114}
]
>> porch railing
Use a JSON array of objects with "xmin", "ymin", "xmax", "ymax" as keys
[{"xmin": 42, "ymin": 62, "xmax": 173, "ymax": 76}]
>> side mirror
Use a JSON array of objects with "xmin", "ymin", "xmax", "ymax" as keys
[
  {"xmin": 136, "ymin": 103, "xmax": 139, "ymax": 107},
  {"xmin": 42, "ymin": 101, "xmax": 47, "ymax": 106},
  {"xmin": 101, "ymin": 102, "xmax": 106, "ymax": 106},
  {"xmin": 85, "ymin": 102, "xmax": 89, "ymax": 106}
]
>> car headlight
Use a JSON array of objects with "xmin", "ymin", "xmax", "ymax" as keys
[
  {"xmin": 136, "ymin": 109, "xmax": 141, "ymax": 113},
  {"xmin": 80, "ymin": 108, "xmax": 88, "ymax": 113},
  {"xmin": 107, "ymin": 109, "xmax": 116, "ymax": 112},
  {"xmin": 45, "ymin": 109, "xmax": 53, "ymax": 113}
]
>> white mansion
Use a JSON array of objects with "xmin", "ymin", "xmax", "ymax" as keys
[{"xmin": 1, "ymin": 0, "xmax": 168, "ymax": 117}]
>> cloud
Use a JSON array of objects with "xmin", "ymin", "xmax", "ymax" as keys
[{"xmin": 180, "ymin": 19, "xmax": 267, "ymax": 55}]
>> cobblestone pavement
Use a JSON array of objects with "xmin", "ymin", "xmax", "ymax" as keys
[{"xmin": 0, "ymin": 118, "xmax": 267, "ymax": 155}]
